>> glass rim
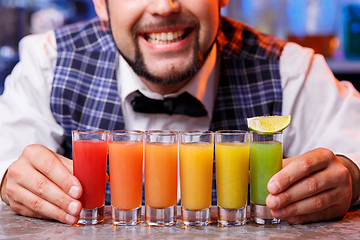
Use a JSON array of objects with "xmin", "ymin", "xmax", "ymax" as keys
[
  {"xmin": 215, "ymin": 130, "xmax": 249, "ymax": 135},
  {"xmin": 179, "ymin": 130, "xmax": 213, "ymax": 135},
  {"xmin": 145, "ymin": 130, "xmax": 178, "ymax": 135},
  {"xmin": 72, "ymin": 129, "xmax": 108, "ymax": 134},
  {"xmin": 109, "ymin": 130, "xmax": 144, "ymax": 135}
]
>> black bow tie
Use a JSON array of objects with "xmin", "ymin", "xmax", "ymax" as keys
[{"xmin": 131, "ymin": 90, "xmax": 208, "ymax": 117}]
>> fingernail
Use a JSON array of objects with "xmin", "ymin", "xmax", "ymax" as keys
[
  {"xmin": 66, "ymin": 214, "xmax": 77, "ymax": 224},
  {"xmin": 268, "ymin": 180, "xmax": 281, "ymax": 194},
  {"xmin": 272, "ymin": 208, "xmax": 285, "ymax": 218},
  {"xmin": 69, "ymin": 186, "xmax": 80, "ymax": 198},
  {"xmin": 68, "ymin": 201, "xmax": 80, "ymax": 215},
  {"xmin": 267, "ymin": 195, "xmax": 280, "ymax": 208},
  {"xmin": 287, "ymin": 216, "xmax": 299, "ymax": 224}
]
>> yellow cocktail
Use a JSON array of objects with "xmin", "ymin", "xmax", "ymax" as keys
[
  {"xmin": 216, "ymin": 142, "xmax": 249, "ymax": 209},
  {"xmin": 180, "ymin": 143, "xmax": 213, "ymax": 210},
  {"xmin": 215, "ymin": 130, "xmax": 249, "ymax": 226}
]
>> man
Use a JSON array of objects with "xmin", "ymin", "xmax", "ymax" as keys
[{"xmin": 1, "ymin": 0, "xmax": 360, "ymax": 225}]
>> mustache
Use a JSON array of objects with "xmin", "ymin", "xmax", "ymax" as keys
[{"xmin": 132, "ymin": 16, "xmax": 199, "ymax": 34}]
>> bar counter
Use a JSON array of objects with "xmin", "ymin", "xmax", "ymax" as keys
[{"xmin": 1, "ymin": 204, "xmax": 360, "ymax": 239}]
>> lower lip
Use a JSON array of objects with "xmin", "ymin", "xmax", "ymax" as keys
[{"xmin": 140, "ymin": 30, "xmax": 194, "ymax": 51}]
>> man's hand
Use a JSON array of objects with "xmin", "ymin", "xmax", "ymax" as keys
[
  {"xmin": 266, "ymin": 148, "xmax": 358, "ymax": 224},
  {"xmin": 0, "ymin": 144, "xmax": 82, "ymax": 224}
]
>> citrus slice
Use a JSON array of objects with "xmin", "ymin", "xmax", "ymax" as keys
[{"xmin": 247, "ymin": 115, "xmax": 291, "ymax": 134}]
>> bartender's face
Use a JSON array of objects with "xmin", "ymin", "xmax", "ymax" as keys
[{"xmin": 93, "ymin": 0, "xmax": 227, "ymax": 88}]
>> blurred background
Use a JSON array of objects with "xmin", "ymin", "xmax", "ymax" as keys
[
  {"xmin": 0, "ymin": 0, "xmax": 96, "ymax": 94},
  {"xmin": 1, "ymin": 0, "xmax": 360, "ymax": 94}
]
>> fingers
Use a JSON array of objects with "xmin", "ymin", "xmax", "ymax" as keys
[
  {"xmin": 268, "ymin": 187, "xmax": 350, "ymax": 222},
  {"xmin": 0, "ymin": 170, "xmax": 9, "ymax": 204},
  {"xmin": 4, "ymin": 144, "xmax": 83, "ymax": 224},
  {"xmin": 54, "ymin": 152, "xmax": 74, "ymax": 174},
  {"xmin": 266, "ymin": 148, "xmax": 352, "ymax": 224},
  {"xmin": 9, "ymin": 163, "xmax": 81, "ymax": 213},
  {"xmin": 337, "ymin": 155, "xmax": 360, "ymax": 204},
  {"xmin": 285, "ymin": 207, "xmax": 344, "ymax": 225},
  {"xmin": 267, "ymin": 149, "xmax": 333, "ymax": 195},
  {"xmin": 266, "ymin": 169, "xmax": 342, "ymax": 209},
  {"xmin": 26, "ymin": 146, "xmax": 82, "ymax": 199},
  {"xmin": 8, "ymin": 198, "xmax": 46, "ymax": 219},
  {"xmin": 7, "ymin": 185, "xmax": 80, "ymax": 224}
]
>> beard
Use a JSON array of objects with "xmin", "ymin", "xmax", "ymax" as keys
[
  {"xmin": 122, "ymin": 36, "xmax": 207, "ymax": 86},
  {"xmin": 105, "ymin": 1, "xmax": 216, "ymax": 87}
]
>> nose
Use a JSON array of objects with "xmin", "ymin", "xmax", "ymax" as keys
[{"xmin": 148, "ymin": 0, "xmax": 181, "ymax": 16}]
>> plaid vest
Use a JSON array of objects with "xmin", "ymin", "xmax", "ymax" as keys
[{"xmin": 51, "ymin": 17, "xmax": 285, "ymax": 205}]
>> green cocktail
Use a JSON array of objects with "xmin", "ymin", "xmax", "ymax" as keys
[
  {"xmin": 249, "ymin": 131, "xmax": 283, "ymax": 224},
  {"xmin": 250, "ymin": 141, "xmax": 282, "ymax": 205}
]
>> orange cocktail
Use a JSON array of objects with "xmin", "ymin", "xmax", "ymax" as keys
[
  {"xmin": 179, "ymin": 130, "xmax": 214, "ymax": 226},
  {"xmin": 109, "ymin": 141, "xmax": 143, "ymax": 210},
  {"xmin": 144, "ymin": 130, "xmax": 178, "ymax": 226},
  {"xmin": 108, "ymin": 130, "xmax": 143, "ymax": 226},
  {"xmin": 145, "ymin": 143, "xmax": 178, "ymax": 208}
]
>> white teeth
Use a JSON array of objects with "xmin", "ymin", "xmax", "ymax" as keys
[
  {"xmin": 147, "ymin": 30, "xmax": 186, "ymax": 44},
  {"xmin": 167, "ymin": 32, "xmax": 174, "ymax": 41}
]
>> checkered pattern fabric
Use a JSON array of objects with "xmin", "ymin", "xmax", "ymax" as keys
[{"xmin": 51, "ymin": 17, "xmax": 285, "ymax": 206}]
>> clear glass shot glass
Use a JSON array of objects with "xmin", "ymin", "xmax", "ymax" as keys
[
  {"xmin": 215, "ymin": 130, "xmax": 250, "ymax": 226},
  {"xmin": 72, "ymin": 129, "xmax": 108, "ymax": 225},
  {"xmin": 250, "ymin": 131, "xmax": 283, "ymax": 224},
  {"xmin": 108, "ymin": 130, "xmax": 144, "ymax": 226},
  {"xmin": 179, "ymin": 130, "xmax": 214, "ymax": 226},
  {"xmin": 144, "ymin": 130, "xmax": 178, "ymax": 226}
]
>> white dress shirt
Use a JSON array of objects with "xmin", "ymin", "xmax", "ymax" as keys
[{"xmin": 1, "ymin": 31, "xmax": 360, "ymax": 204}]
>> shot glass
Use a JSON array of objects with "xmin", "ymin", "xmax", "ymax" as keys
[
  {"xmin": 215, "ymin": 130, "xmax": 250, "ymax": 226},
  {"xmin": 144, "ymin": 130, "xmax": 178, "ymax": 226},
  {"xmin": 250, "ymin": 131, "xmax": 283, "ymax": 224},
  {"xmin": 72, "ymin": 129, "xmax": 108, "ymax": 225},
  {"xmin": 179, "ymin": 130, "xmax": 214, "ymax": 226},
  {"xmin": 108, "ymin": 130, "xmax": 144, "ymax": 226}
]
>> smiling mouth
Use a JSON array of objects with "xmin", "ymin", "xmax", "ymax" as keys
[{"xmin": 143, "ymin": 28, "xmax": 191, "ymax": 44}]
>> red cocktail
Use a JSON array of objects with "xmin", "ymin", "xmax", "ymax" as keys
[{"xmin": 72, "ymin": 129, "xmax": 108, "ymax": 225}]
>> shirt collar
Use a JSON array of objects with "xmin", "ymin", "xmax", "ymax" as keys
[{"xmin": 117, "ymin": 44, "xmax": 219, "ymax": 117}]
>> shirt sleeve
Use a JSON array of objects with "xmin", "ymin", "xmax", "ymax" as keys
[
  {"xmin": 280, "ymin": 42, "xmax": 360, "ymax": 204},
  {"xmin": 0, "ymin": 31, "xmax": 64, "ymax": 183}
]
